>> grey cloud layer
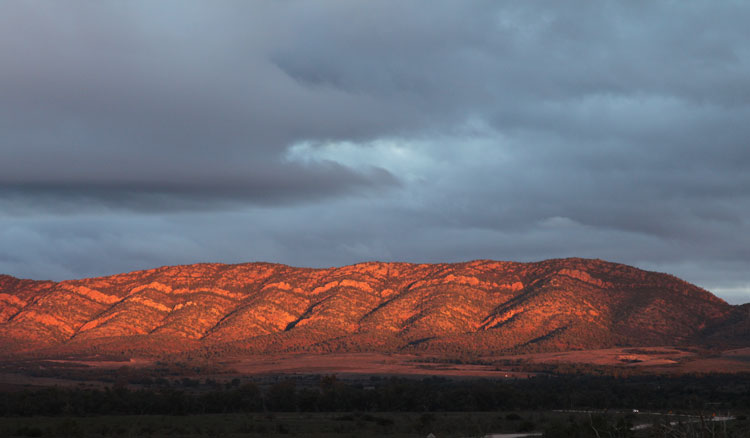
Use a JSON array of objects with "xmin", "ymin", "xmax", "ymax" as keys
[{"xmin": 1, "ymin": 1, "xmax": 749, "ymax": 302}]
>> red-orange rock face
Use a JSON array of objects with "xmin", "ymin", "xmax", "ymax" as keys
[{"xmin": 0, "ymin": 259, "xmax": 746, "ymax": 358}]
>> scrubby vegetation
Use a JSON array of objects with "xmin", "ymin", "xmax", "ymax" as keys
[
  {"xmin": 0, "ymin": 373, "xmax": 748, "ymax": 436},
  {"xmin": 3, "ymin": 373, "xmax": 749, "ymax": 415}
]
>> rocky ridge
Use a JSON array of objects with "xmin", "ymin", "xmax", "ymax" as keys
[{"xmin": 0, "ymin": 258, "xmax": 747, "ymax": 358}]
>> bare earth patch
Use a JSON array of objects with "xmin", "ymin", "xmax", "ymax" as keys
[
  {"xmin": 228, "ymin": 352, "xmax": 533, "ymax": 378},
  {"xmin": 499, "ymin": 346, "xmax": 692, "ymax": 367},
  {"xmin": 216, "ymin": 347, "xmax": 750, "ymax": 377}
]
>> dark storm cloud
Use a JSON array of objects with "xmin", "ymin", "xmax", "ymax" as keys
[
  {"xmin": 0, "ymin": 1, "xmax": 404, "ymax": 208},
  {"xmin": 0, "ymin": 161, "xmax": 397, "ymax": 213},
  {"xmin": 1, "ymin": 1, "xmax": 749, "ymax": 302}
]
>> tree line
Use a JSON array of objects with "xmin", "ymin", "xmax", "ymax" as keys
[{"xmin": 2, "ymin": 373, "xmax": 749, "ymax": 416}]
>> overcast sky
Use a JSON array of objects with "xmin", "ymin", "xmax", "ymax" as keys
[{"xmin": 1, "ymin": 1, "xmax": 749, "ymax": 303}]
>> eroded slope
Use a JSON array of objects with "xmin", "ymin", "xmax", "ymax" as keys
[{"xmin": 0, "ymin": 259, "xmax": 742, "ymax": 358}]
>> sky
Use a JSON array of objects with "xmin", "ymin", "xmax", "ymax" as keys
[{"xmin": 1, "ymin": 1, "xmax": 749, "ymax": 304}]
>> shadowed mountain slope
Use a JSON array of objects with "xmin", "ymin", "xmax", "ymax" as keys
[{"xmin": 0, "ymin": 258, "xmax": 746, "ymax": 358}]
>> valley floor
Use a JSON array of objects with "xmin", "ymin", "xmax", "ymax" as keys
[{"xmin": 3, "ymin": 346, "xmax": 750, "ymax": 387}]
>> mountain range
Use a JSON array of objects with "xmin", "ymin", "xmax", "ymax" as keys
[{"xmin": 1, "ymin": 258, "xmax": 748, "ymax": 359}]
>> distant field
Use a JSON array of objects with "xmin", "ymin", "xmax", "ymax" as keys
[
  {"xmin": 227, "ymin": 352, "xmax": 534, "ymax": 378},
  {"xmin": 226, "ymin": 347, "xmax": 750, "ymax": 377},
  {"xmin": 3, "ymin": 347, "xmax": 750, "ymax": 390}
]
